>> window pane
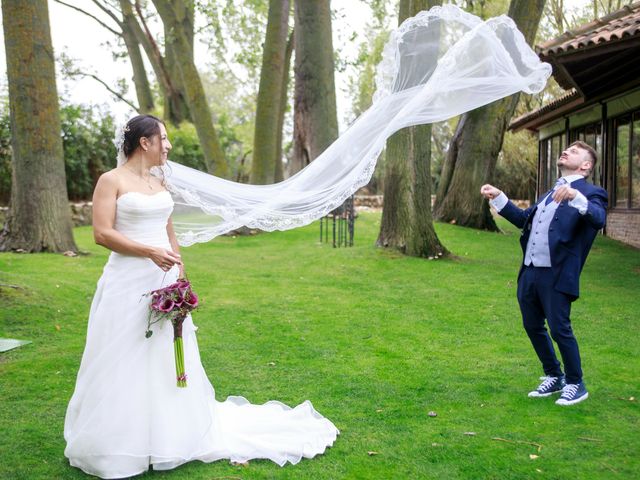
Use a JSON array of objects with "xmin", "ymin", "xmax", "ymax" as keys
[
  {"xmin": 539, "ymin": 140, "xmax": 547, "ymax": 193},
  {"xmin": 585, "ymin": 124, "xmax": 602, "ymax": 185},
  {"xmin": 595, "ymin": 124, "xmax": 603, "ymax": 185},
  {"xmin": 616, "ymin": 119, "xmax": 630, "ymax": 208},
  {"xmin": 550, "ymin": 136, "xmax": 560, "ymax": 186},
  {"xmin": 633, "ymin": 117, "xmax": 640, "ymax": 208}
]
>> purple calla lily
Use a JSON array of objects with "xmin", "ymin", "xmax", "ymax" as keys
[
  {"xmin": 158, "ymin": 298, "xmax": 175, "ymax": 312},
  {"xmin": 184, "ymin": 292, "xmax": 198, "ymax": 308}
]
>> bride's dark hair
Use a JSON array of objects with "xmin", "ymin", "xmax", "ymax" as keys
[{"xmin": 122, "ymin": 114, "xmax": 164, "ymax": 157}]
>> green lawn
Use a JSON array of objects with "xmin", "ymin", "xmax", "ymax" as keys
[{"xmin": 1, "ymin": 213, "xmax": 639, "ymax": 479}]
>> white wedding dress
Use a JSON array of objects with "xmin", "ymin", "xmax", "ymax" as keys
[{"xmin": 64, "ymin": 191, "xmax": 339, "ymax": 479}]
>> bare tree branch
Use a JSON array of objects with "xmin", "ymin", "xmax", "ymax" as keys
[
  {"xmin": 77, "ymin": 71, "xmax": 139, "ymax": 110},
  {"xmin": 90, "ymin": 0, "xmax": 122, "ymax": 26},
  {"xmin": 134, "ymin": 0, "xmax": 176, "ymax": 94},
  {"xmin": 53, "ymin": 0, "xmax": 121, "ymax": 35}
]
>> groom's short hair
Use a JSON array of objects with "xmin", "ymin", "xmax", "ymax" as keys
[{"xmin": 569, "ymin": 140, "xmax": 597, "ymax": 175}]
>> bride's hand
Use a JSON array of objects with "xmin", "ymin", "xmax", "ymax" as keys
[{"xmin": 149, "ymin": 247, "xmax": 182, "ymax": 272}]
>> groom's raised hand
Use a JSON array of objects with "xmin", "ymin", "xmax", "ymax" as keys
[{"xmin": 480, "ymin": 184, "xmax": 501, "ymax": 200}]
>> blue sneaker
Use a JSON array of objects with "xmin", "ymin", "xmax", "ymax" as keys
[
  {"xmin": 556, "ymin": 382, "xmax": 589, "ymax": 406},
  {"xmin": 528, "ymin": 376, "xmax": 566, "ymax": 397}
]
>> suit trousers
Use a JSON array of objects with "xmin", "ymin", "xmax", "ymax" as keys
[{"xmin": 516, "ymin": 265, "xmax": 583, "ymax": 384}]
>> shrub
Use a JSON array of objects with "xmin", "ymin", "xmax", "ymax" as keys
[
  {"xmin": 0, "ymin": 104, "xmax": 116, "ymax": 204},
  {"xmin": 60, "ymin": 104, "xmax": 117, "ymax": 200},
  {"xmin": 165, "ymin": 121, "xmax": 207, "ymax": 172}
]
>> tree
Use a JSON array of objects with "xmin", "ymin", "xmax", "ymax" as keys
[
  {"xmin": 250, "ymin": 0, "xmax": 291, "ymax": 184},
  {"xmin": 119, "ymin": 0, "xmax": 154, "ymax": 112},
  {"xmin": 152, "ymin": 0, "xmax": 229, "ymax": 176},
  {"xmin": 0, "ymin": 0, "xmax": 77, "ymax": 252},
  {"xmin": 55, "ymin": 0, "xmax": 194, "ymax": 124},
  {"xmin": 275, "ymin": 31, "xmax": 294, "ymax": 182},
  {"xmin": 154, "ymin": 0, "xmax": 193, "ymax": 124},
  {"xmin": 290, "ymin": 0, "xmax": 338, "ymax": 174},
  {"xmin": 54, "ymin": 0, "xmax": 154, "ymax": 113},
  {"xmin": 376, "ymin": 0, "xmax": 448, "ymax": 258},
  {"xmin": 434, "ymin": 0, "xmax": 545, "ymax": 231}
]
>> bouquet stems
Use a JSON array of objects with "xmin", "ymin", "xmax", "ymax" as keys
[
  {"xmin": 174, "ymin": 337, "xmax": 187, "ymax": 387},
  {"xmin": 173, "ymin": 317, "xmax": 187, "ymax": 387}
]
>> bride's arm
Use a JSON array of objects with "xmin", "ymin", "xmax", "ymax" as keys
[
  {"xmin": 92, "ymin": 172, "xmax": 182, "ymax": 272},
  {"xmin": 166, "ymin": 218, "xmax": 185, "ymax": 278}
]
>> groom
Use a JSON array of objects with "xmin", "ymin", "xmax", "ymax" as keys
[{"xmin": 480, "ymin": 141, "xmax": 607, "ymax": 406}]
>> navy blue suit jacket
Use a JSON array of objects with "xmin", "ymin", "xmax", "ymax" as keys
[{"xmin": 498, "ymin": 178, "xmax": 608, "ymax": 300}]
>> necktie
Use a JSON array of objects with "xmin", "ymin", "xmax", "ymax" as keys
[{"xmin": 544, "ymin": 178, "xmax": 567, "ymax": 205}]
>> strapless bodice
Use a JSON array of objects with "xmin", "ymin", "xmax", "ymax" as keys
[{"xmin": 115, "ymin": 191, "xmax": 174, "ymax": 248}]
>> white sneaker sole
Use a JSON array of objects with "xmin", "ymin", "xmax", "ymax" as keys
[
  {"xmin": 556, "ymin": 392, "xmax": 589, "ymax": 406},
  {"xmin": 528, "ymin": 390, "xmax": 563, "ymax": 398}
]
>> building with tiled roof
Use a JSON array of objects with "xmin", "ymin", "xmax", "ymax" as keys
[{"xmin": 509, "ymin": 1, "xmax": 640, "ymax": 248}]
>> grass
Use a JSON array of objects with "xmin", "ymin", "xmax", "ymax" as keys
[{"xmin": 1, "ymin": 213, "xmax": 639, "ymax": 479}]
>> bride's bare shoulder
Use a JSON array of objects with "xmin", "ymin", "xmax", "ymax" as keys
[{"xmin": 94, "ymin": 169, "xmax": 121, "ymax": 196}]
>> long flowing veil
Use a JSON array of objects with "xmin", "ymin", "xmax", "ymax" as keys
[{"xmin": 163, "ymin": 5, "xmax": 551, "ymax": 247}]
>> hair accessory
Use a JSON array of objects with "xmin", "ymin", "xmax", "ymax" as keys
[{"xmin": 113, "ymin": 123, "xmax": 131, "ymax": 167}]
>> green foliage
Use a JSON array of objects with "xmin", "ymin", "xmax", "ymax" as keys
[
  {"xmin": 348, "ymin": 29, "xmax": 390, "ymax": 119},
  {"xmin": 197, "ymin": 0, "xmax": 284, "ymax": 181},
  {"xmin": 59, "ymin": 104, "xmax": 117, "ymax": 200},
  {"xmin": 495, "ymin": 129, "xmax": 538, "ymax": 201},
  {"xmin": 458, "ymin": 0, "xmax": 509, "ymax": 20},
  {"xmin": 1, "ymin": 214, "xmax": 639, "ymax": 479},
  {"xmin": 201, "ymin": 70, "xmax": 256, "ymax": 178},
  {"xmin": 346, "ymin": 13, "xmax": 392, "ymax": 194},
  {"xmin": 198, "ymin": 0, "xmax": 270, "ymax": 84},
  {"xmin": 0, "ymin": 103, "xmax": 116, "ymax": 204},
  {"xmin": 0, "ymin": 107, "xmax": 12, "ymax": 204},
  {"xmin": 165, "ymin": 121, "xmax": 207, "ymax": 171},
  {"xmin": 430, "ymin": 119, "xmax": 456, "ymax": 191},
  {"xmin": 166, "ymin": 117, "xmax": 249, "ymax": 181}
]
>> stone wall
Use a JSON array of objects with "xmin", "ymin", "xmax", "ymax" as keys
[
  {"xmin": 606, "ymin": 211, "xmax": 640, "ymax": 249},
  {"xmin": 70, "ymin": 202, "xmax": 93, "ymax": 226},
  {"xmin": 0, "ymin": 202, "xmax": 93, "ymax": 228},
  {"xmin": 354, "ymin": 195, "xmax": 383, "ymax": 210}
]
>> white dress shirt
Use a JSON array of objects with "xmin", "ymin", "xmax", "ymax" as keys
[{"xmin": 490, "ymin": 174, "xmax": 589, "ymax": 215}]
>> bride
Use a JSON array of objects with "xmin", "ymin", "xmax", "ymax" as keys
[{"xmin": 63, "ymin": 114, "xmax": 339, "ymax": 479}]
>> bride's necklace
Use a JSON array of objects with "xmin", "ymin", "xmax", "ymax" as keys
[{"xmin": 125, "ymin": 165, "xmax": 154, "ymax": 190}]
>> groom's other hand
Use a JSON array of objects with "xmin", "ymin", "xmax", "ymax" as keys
[
  {"xmin": 480, "ymin": 184, "xmax": 501, "ymax": 200},
  {"xmin": 552, "ymin": 184, "xmax": 578, "ymax": 203}
]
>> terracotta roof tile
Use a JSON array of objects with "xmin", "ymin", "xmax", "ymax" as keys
[
  {"xmin": 537, "ymin": 1, "xmax": 640, "ymax": 57},
  {"xmin": 509, "ymin": 90, "xmax": 582, "ymax": 131}
]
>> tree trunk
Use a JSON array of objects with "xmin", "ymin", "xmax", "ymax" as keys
[
  {"xmin": 275, "ymin": 30, "xmax": 294, "ymax": 183},
  {"xmin": 376, "ymin": 0, "xmax": 448, "ymax": 258},
  {"xmin": 250, "ymin": 0, "xmax": 291, "ymax": 185},
  {"xmin": 163, "ymin": 0, "xmax": 193, "ymax": 124},
  {"xmin": 152, "ymin": 0, "xmax": 228, "ymax": 176},
  {"xmin": 130, "ymin": 0, "xmax": 190, "ymax": 126},
  {"xmin": 290, "ymin": 0, "xmax": 338, "ymax": 175},
  {"xmin": 164, "ymin": 45, "xmax": 191, "ymax": 125},
  {"xmin": 1, "ymin": 0, "xmax": 77, "ymax": 252},
  {"xmin": 119, "ymin": 1, "xmax": 154, "ymax": 112},
  {"xmin": 433, "ymin": 0, "xmax": 545, "ymax": 230}
]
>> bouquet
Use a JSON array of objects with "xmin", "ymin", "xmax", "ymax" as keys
[{"xmin": 144, "ymin": 278, "xmax": 198, "ymax": 387}]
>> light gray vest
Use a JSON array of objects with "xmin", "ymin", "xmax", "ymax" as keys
[{"xmin": 523, "ymin": 195, "xmax": 560, "ymax": 267}]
